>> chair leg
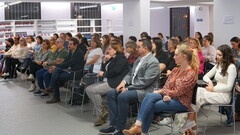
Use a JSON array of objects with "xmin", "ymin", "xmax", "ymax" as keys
[
  {"xmin": 70, "ymin": 87, "xmax": 74, "ymax": 107},
  {"xmin": 203, "ymin": 105, "xmax": 212, "ymax": 135},
  {"xmin": 81, "ymin": 87, "xmax": 86, "ymax": 113},
  {"xmin": 233, "ymin": 106, "xmax": 235, "ymax": 135}
]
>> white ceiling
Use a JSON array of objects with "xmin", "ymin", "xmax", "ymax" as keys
[{"xmin": 1, "ymin": 0, "xmax": 214, "ymax": 6}]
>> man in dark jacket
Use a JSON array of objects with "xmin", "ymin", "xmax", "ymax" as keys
[{"xmin": 45, "ymin": 38, "xmax": 85, "ymax": 104}]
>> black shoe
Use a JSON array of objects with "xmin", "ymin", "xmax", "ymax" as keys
[
  {"xmin": 113, "ymin": 130, "xmax": 124, "ymax": 135},
  {"xmin": 40, "ymin": 93, "xmax": 49, "ymax": 98},
  {"xmin": 33, "ymin": 90, "xmax": 42, "ymax": 95},
  {"xmin": 99, "ymin": 126, "xmax": 115, "ymax": 134}
]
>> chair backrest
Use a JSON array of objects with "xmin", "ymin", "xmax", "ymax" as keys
[{"xmin": 191, "ymin": 83, "xmax": 198, "ymax": 105}]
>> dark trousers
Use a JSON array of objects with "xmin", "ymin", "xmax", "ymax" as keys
[
  {"xmin": 5, "ymin": 57, "xmax": 19, "ymax": 77},
  {"xmin": 29, "ymin": 62, "xmax": 43, "ymax": 77},
  {"xmin": 50, "ymin": 67, "xmax": 70, "ymax": 99},
  {"xmin": 107, "ymin": 89, "xmax": 138, "ymax": 130},
  {"xmin": 36, "ymin": 68, "xmax": 48, "ymax": 90}
]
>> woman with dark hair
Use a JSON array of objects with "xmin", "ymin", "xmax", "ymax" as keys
[
  {"xmin": 208, "ymin": 32, "xmax": 214, "ymax": 45},
  {"xmin": 53, "ymin": 33, "xmax": 59, "ymax": 40},
  {"xmin": 202, "ymin": 35, "xmax": 216, "ymax": 71},
  {"xmin": 179, "ymin": 44, "xmax": 237, "ymax": 133},
  {"xmin": 86, "ymin": 43, "xmax": 129, "ymax": 126},
  {"xmin": 195, "ymin": 32, "xmax": 203, "ymax": 46},
  {"xmin": 27, "ymin": 35, "xmax": 36, "ymax": 50},
  {"xmin": 84, "ymin": 39, "xmax": 103, "ymax": 72},
  {"xmin": 34, "ymin": 36, "xmax": 43, "ymax": 53},
  {"xmin": 230, "ymin": 36, "xmax": 240, "ymax": 67},
  {"xmin": 79, "ymin": 37, "xmax": 88, "ymax": 55},
  {"xmin": 0, "ymin": 38, "xmax": 14, "ymax": 59},
  {"xmin": 176, "ymin": 36, "xmax": 183, "ymax": 43},
  {"xmin": 27, "ymin": 39, "xmax": 52, "ymax": 92},
  {"xmin": 102, "ymin": 35, "xmax": 110, "ymax": 54},
  {"xmin": 152, "ymin": 37, "xmax": 169, "ymax": 72}
]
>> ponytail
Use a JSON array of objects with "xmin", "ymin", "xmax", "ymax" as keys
[{"xmin": 177, "ymin": 44, "xmax": 199, "ymax": 78}]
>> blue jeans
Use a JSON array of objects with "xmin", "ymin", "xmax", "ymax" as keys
[
  {"xmin": 138, "ymin": 93, "xmax": 187, "ymax": 133},
  {"xmin": 36, "ymin": 68, "xmax": 52, "ymax": 89},
  {"xmin": 107, "ymin": 89, "xmax": 138, "ymax": 130},
  {"xmin": 50, "ymin": 67, "xmax": 70, "ymax": 98}
]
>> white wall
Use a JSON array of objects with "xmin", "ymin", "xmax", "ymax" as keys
[
  {"xmin": 101, "ymin": 4, "xmax": 123, "ymax": 36},
  {"xmin": 214, "ymin": 0, "xmax": 240, "ymax": 47},
  {"xmin": 41, "ymin": 2, "xmax": 71, "ymax": 20},
  {"xmin": 0, "ymin": 2, "xmax": 5, "ymax": 20},
  {"xmin": 150, "ymin": 7, "xmax": 170, "ymax": 38},
  {"xmin": 191, "ymin": 6, "xmax": 210, "ymax": 37}
]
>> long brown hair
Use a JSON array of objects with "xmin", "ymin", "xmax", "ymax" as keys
[{"xmin": 217, "ymin": 44, "xmax": 235, "ymax": 76}]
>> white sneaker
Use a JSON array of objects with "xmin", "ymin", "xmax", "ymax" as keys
[
  {"xmin": 28, "ymin": 84, "xmax": 36, "ymax": 92},
  {"xmin": 27, "ymin": 74, "xmax": 34, "ymax": 81},
  {"xmin": 179, "ymin": 120, "xmax": 196, "ymax": 134},
  {"xmin": 158, "ymin": 117, "xmax": 173, "ymax": 125},
  {"xmin": 2, "ymin": 72, "xmax": 9, "ymax": 76}
]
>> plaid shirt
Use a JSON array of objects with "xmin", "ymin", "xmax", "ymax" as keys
[{"xmin": 161, "ymin": 67, "xmax": 197, "ymax": 110}]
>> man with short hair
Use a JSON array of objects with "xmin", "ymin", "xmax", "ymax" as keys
[
  {"xmin": 99, "ymin": 39, "xmax": 160, "ymax": 135},
  {"xmin": 45, "ymin": 38, "xmax": 85, "ymax": 103}
]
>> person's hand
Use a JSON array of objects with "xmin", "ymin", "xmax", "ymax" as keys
[
  {"xmin": 163, "ymin": 95, "xmax": 171, "ymax": 101},
  {"xmin": 206, "ymin": 81, "xmax": 214, "ymax": 92},
  {"xmin": 35, "ymin": 61, "xmax": 42, "ymax": 65},
  {"xmin": 42, "ymin": 61, "xmax": 48, "ymax": 67},
  {"xmin": 121, "ymin": 87, "xmax": 127, "ymax": 93},
  {"xmin": 153, "ymin": 90, "xmax": 162, "ymax": 94},
  {"xmin": 98, "ymin": 71, "xmax": 104, "ymax": 77},
  {"xmin": 54, "ymin": 58, "xmax": 64, "ymax": 64},
  {"xmin": 48, "ymin": 66, "xmax": 56, "ymax": 73},
  {"xmin": 166, "ymin": 70, "xmax": 172, "ymax": 76},
  {"xmin": 116, "ymin": 81, "xmax": 126, "ymax": 93}
]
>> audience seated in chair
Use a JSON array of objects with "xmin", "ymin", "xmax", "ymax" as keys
[
  {"xmin": 123, "ymin": 44, "xmax": 199, "ymax": 135},
  {"xmin": 85, "ymin": 42, "xmax": 129, "ymax": 126},
  {"xmin": 44, "ymin": 38, "xmax": 85, "ymax": 104},
  {"xmin": 99, "ymin": 39, "xmax": 160, "ymax": 135},
  {"xmin": 180, "ymin": 44, "xmax": 237, "ymax": 133},
  {"xmin": 202, "ymin": 35, "xmax": 216, "ymax": 72}
]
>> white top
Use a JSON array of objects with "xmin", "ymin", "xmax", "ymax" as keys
[
  {"xmin": 12, "ymin": 46, "xmax": 29, "ymax": 60},
  {"xmin": 4, "ymin": 44, "xmax": 19, "ymax": 55},
  {"xmin": 86, "ymin": 48, "xmax": 103, "ymax": 65},
  {"xmin": 203, "ymin": 63, "xmax": 236, "ymax": 93},
  {"xmin": 202, "ymin": 45, "xmax": 216, "ymax": 65},
  {"xmin": 27, "ymin": 42, "xmax": 36, "ymax": 49}
]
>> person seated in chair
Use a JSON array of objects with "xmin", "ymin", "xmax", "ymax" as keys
[
  {"xmin": 179, "ymin": 44, "xmax": 237, "ymax": 133},
  {"xmin": 99, "ymin": 39, "xmax": 160, "ymax": 135},
  {"xmin": 123, "ymin": 44, "xmax": 199, "ymax": 135},
  {"xmin": 34, "ymin": 38, "xmax": 68, "ymax": 96},
  {"xmin": 86, "ymin": 42, "xmax": 129, "ymax": 126},
  {"xmin": 44, "ymin": 38, "xmax": 85, "ymax": 104}
]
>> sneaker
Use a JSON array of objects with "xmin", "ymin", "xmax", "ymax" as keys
[
  {"xmin": 40, "ymin": 93, "xmax": 49, "ymax": 98},
  {"xmin": 158, "ymin": 117, "xmax": 173, "ymax": 126},
  {"xmin": 99, "ymin": 126, "xmax": 115, "ymax": 134},
  {"xmin": 113, "ymin": 130, "xmax": 124, "ymax": 135},
  {"xmin": 26, "ymin": 74, "xmax": 34, "ymax": 81},
  {"xmin": 2, "ymin": 72, "xmax": 9, "ymax": 76},
  {"xmin": 28, "ymin": 84, "xmax": 36, "ymax": 92},
  {"xmin": 179, "ymin": 120, "xmax": 196, "ymax": 134},
  {"xmin": 33, "ymin": 90, "xmax": 42, "ymax": 96},
  {"xmin": 101, "ymin": 107, "xmax": 108, "ymax": 121}
]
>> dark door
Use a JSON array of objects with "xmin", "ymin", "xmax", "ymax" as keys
[{"xmin": 170, "ymin": 7, "xmax": 190, "ymax": 40}]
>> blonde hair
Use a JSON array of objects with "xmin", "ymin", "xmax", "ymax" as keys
[
  {"xmin": 177, "ymin": 44, "xmax": 199, "ymax": 77},
  {"xmin": 190, "ymin": 38, "xmax": 202, "ymax": 51},
  {"xmin": 20, "ymin": 37, "xmax": 27, "ymax": 46}
]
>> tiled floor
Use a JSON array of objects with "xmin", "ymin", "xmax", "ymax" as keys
[{"xmin": 0, "ymin": 77, "xmax": 239, "ymax": 135}]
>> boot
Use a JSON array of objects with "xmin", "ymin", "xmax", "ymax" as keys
[
  {"xmin": 27, "ymin": 74, "xmax": 34, "ymax": 81},
  {"xmin": 94, "ymin": 115, "xmax": 107, "ymax": 126},
  {"xmin": 28, "ymin": 83, "xmax": 36, "ymax": 92}
]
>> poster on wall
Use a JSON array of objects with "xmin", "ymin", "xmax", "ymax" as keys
[{"xmin": 223, "ymin": 15, "xmax": 234, "ymax": 24}]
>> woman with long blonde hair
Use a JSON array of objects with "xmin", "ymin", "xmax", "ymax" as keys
[{"xmin": 123, "ymin": 44, "xmax": 199, "ymax": 135}]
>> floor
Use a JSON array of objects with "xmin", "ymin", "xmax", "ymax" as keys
[{"xmin": 0, "ymin": 77, "xmax": 239, "ymax": 135}]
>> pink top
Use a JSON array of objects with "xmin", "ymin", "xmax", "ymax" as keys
[{"xmin": 198, "ymin": 50, "xmax": 204, "ymax": 74}]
